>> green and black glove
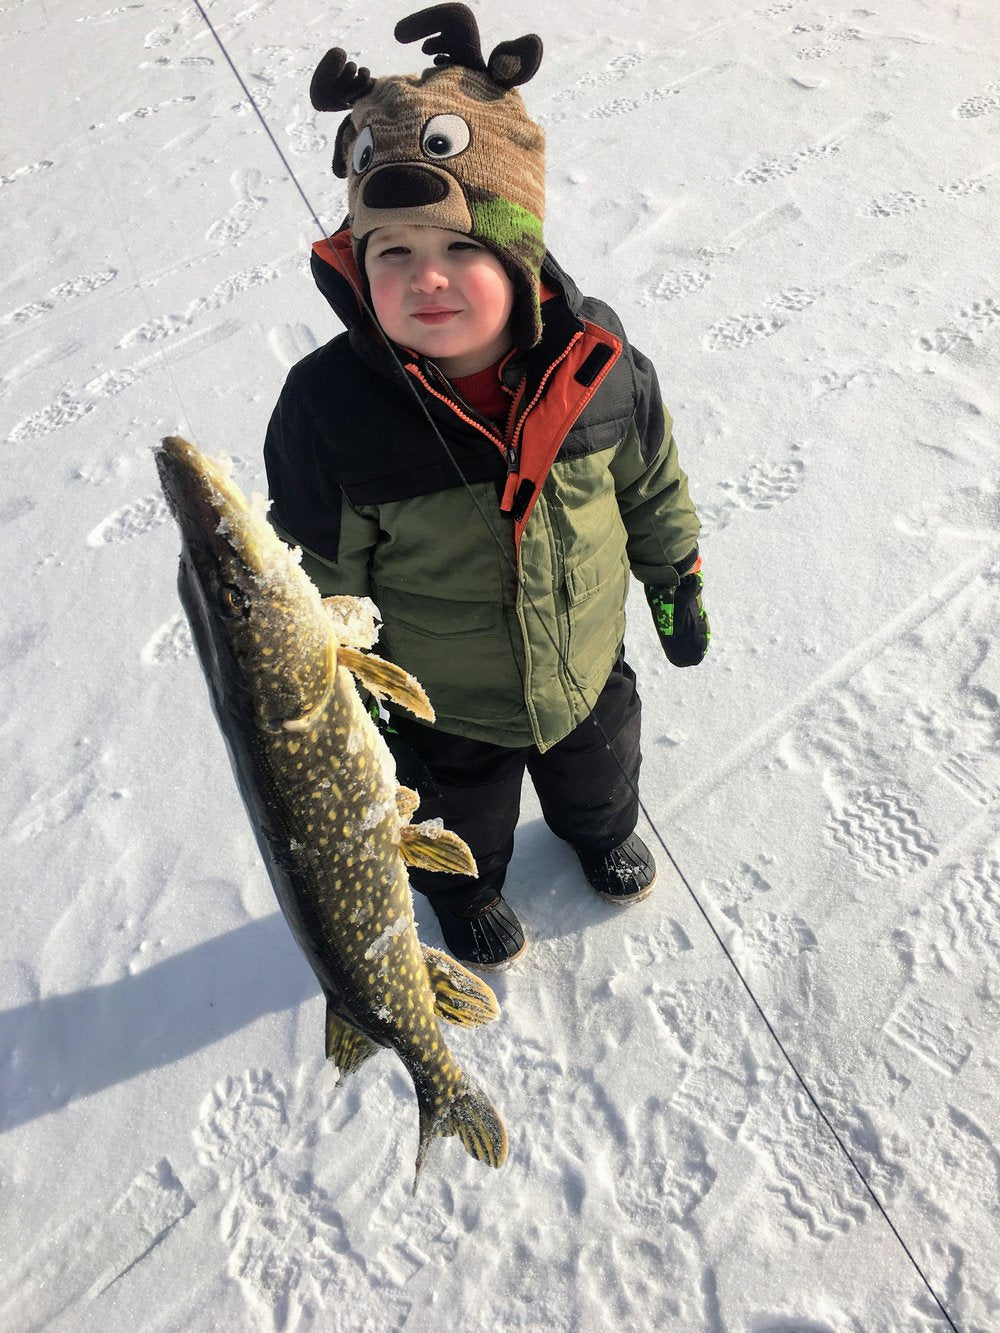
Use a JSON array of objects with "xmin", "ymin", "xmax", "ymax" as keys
[{"xmin": 646, "ymin": 551, "xmax": 710, "ymax": 668}]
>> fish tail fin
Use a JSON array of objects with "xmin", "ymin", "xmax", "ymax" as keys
[{"xmin": 414, "ymin": 1077, "xmax": 508, "ymax": 1189}]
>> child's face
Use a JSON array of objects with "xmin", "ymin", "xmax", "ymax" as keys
[{"xmin": 365, "ymin": 224, "xmax": 515, "ymax": 377}]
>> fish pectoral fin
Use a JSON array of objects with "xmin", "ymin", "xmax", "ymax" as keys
[
  {"xmin": 325, "ymin": 1002, "xmax": 380, "ymax": 1075},
  {"xmin": 337, "ymin": 646, "xmax": 435, "ymax": 722},
  {"xmin": 399, "ymin": 823, "xmax": 478, "ymax": 876},
  {"xmin": 415, "ymin": 1077, "xmax": 508, "ymax": 1187},
  {"xmin": 396, "ymin": 785, "xmax": 421, "ymax": 822},
  {"xmin": 322, "ymin": 595, "xmax": 379, "ymax": 649},
  {"xmin": 422, "ymin": 945, "xmax": 500, "ymax": 1027}
]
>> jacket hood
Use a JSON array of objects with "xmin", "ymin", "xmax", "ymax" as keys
[
  {"xmin": 310, "ymin": 228, "xmax": 371, "ymax": 331},
  {"xmin": 309, "ymin": 225, "xmax": 584, "ymax": 340}
]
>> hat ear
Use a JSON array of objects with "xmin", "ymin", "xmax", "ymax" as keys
[
  {"xmin": 310, "ymin": 47, "xmax": 376, "ymax": 112},
  {"xmin": 395, "ymin": 6, "xmax": 543, "ymax": 89},
  {"xmin": 487, "ymin": 36, "xmax": 543, "ymax": 89}
]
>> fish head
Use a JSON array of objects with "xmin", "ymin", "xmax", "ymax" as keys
[{"xmin": 156, "ymin": 436, "xmax": 335, "ymax": 732}]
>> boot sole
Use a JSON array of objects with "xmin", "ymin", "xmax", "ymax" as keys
[
  {"xmin": 597, "ymin": 871, "xmax": 657, "ymax": 906},
  {"xmin": 457, "ymin": 936, "xmax": 528, "ymax": 971}
]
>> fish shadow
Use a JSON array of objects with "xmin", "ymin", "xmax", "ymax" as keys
[{"xmin": 0, "ymin": 913, "xmax": 314, "ymax": 1133}]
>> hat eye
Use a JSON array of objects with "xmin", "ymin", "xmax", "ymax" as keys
[
  {"xmin": 352, "ymin": 126, "xmax": 375, "ymax": 174},
  {"xmin": 421, "ymin": 114, "xmax": 471, "ymax": 160}
]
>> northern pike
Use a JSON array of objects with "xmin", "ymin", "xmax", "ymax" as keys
[{"xmin": 155, "ymin": 435, "xmax": 507, "ymax": 1181}]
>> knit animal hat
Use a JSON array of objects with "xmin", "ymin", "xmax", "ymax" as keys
[{"xmin": 310, "ymin": 4, "xmax": 546, "ymax": 349}]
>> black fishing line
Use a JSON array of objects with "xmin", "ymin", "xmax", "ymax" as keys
[{"xmin": 190, "ymin": 9, "xmax": 961, "ymax": 1329}]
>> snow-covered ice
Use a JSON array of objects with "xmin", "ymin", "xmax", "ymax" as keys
[{"xmin": 1, "ymin": 1, "xmax": 998, "ymax": 1329}]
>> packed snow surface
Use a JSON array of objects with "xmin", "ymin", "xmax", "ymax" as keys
[{"xmin": 2, "ymin": 1, "xmax": 998, "ymax": 1330}]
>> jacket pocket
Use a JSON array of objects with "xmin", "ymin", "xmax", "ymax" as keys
[
  {"xmin": 373, "ymin": 588, "xmax": 527, "ymax": 725},
  {"xmin": 565, "ymin": 529, "xmax": 624, "ymax": 604},
  {"xmin": 564, "ymin": 532, "xmax": 629, "ymax": 686}
]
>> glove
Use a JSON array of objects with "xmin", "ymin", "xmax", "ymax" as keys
[{"xmin": 646, "ymin": 553, "xmax": 710, "ymax": 668}]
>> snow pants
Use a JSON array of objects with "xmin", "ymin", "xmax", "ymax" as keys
[{"xmin": 385, "ymin": 655, "xmax": 642, "ymax": 912}]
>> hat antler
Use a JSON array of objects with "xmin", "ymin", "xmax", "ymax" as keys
[
  {"xmin": 310, "ymin": 49, "xmax": 376, "ymax": 112},
  {"xmin": 394, "ymin": 4, "xmax": 486, "ymax": 73},
  {"xmin": 395, "ymin": 3, "xmax": 542, "ymax": 90}
]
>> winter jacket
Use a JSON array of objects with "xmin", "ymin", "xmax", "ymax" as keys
[{"xmin": 263, "ymin": 229, "xmax": 701, "ymax": 751}]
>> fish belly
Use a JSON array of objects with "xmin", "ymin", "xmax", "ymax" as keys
[{"xmin": 263, "ymin": 681, "xmax": 462, "ymax": 1095}]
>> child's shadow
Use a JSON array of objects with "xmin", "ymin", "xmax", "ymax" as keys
[
  {"xmin": 412, "ymin": 816, "xmax": 623, "ymax": 955},
  {"xmin": 509, "ymin": 819, "xmax": 632, "ymax": 946}
]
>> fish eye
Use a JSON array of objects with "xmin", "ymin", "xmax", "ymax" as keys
[
  {"xmin": 219, "ymin": 583, "xmax": 251, "ymax": 619},
  {"xmin": 352, "ymin": 126, "xmax": 375, "ymax": 174},
  {"xmin": 421, "ymin": 114, "xmax": 471, "ymax": 160}
]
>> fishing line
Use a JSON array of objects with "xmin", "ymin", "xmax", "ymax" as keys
[
  {"xmin": 191, "ymin": 11, "xmax": 961, "ymax": 1329},
  {"xmin": 193, "ymin": 1, "xmax": 332, "ymax": 244}
]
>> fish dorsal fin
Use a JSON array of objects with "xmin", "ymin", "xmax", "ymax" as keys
[
  {"xmin": 396, "ymin": 785, "xmax": 421, "ymax": 822},
  {"xmin": 400, "ymin": 821, "xmax": 478, "ymax": 875},
  {"xmin": 421, "ymin": 945, "xmax": 500, "ymax": 1027},
  {"xmin": 323, "ymin": 595, "xmax": 379, "ymax": 649},
  {"xmin": 338, "ymin": 646, "xmax": 435, "ymax": 722},
  {"xmin": 325, "ymin": 1001, "xmax": 381, "ymax": 1074}
]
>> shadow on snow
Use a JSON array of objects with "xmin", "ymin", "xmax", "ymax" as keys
[{"xmin": 0, "ymin": 913, "xmax": 314, "ymax": 1132}]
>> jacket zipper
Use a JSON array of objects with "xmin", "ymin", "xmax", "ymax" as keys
[
  {"xmin": 406, "ymin": 329, "xmax": 586, "ymax": 503},
  {"xmin": 404, "ymin": 362, "xmax": 505, "ymax": 452},
  {"xmin": 501, "ymin": 331, "xmax": 583, "ymax": 500}
]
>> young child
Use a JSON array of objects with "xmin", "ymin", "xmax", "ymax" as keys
[{"xmin": 264, "ymin": 4, "xmax": 709, "ymax": 970}]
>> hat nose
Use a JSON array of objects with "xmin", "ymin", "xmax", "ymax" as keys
[{"xmin": 362, "ymin": 164, "xmax": 450, "ymax": 209}]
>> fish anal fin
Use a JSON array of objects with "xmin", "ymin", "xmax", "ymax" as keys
[
  {"xmin": 415, "ymin": 1077, "xmax": 508, "ymax": 1188},
  {"xmin": 325, "ymin": 1001, "xmax": 380, "ymax": 1075},
  {"xmin": 422, "ymin": 945, "xmax": 500, "ymax": 1027},
  {"xmin": 396, "ymin": 785, "xmax": 421, "ymax": 822},
  {"xmin": 338, "ymin": 646, "xmax": 435, "ymax": 722},
  {"xmin": 400, "ymin": 822, "xmax": 477, "ymax": 875}
]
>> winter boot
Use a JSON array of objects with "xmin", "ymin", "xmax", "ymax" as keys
[
  {"xmin": 431, "ymin": 895, "xmax": 527, "ymax": 970},
  {"xmin": 574, "ymin": 833, "xmax": 656, "ymax": 904}
]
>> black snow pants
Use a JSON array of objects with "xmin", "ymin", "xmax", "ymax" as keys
[{"xmin": 385, "ymin": 655, "xmax": 642, "ymax": 912}]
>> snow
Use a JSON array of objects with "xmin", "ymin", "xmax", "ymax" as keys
[
  {"xmin": 1, "ymin": 0, "xmax": 998, "ymax": 1329},
  {"xmin": 364, "ymin": 919, "xmax": 412, "ymax": 966}
]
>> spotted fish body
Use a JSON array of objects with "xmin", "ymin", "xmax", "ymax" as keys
[{"xmin": 155, "ymin": 435, "xmax": 507, "ymax": 1181}]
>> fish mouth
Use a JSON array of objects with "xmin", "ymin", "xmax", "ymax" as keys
[
  {"xmin": 156, "ymin": 435, "xmax": 244, "ymax": 530},
  {"xmin": 155, "ymin": 435, "xmax": 278, "ymax": 579}
]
